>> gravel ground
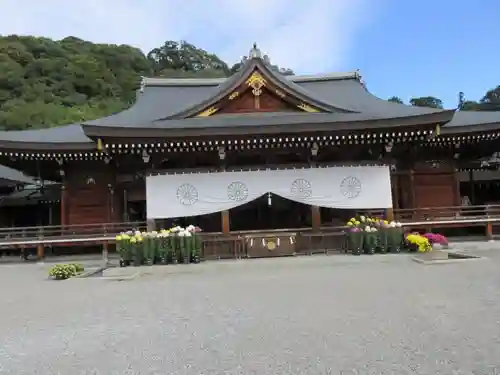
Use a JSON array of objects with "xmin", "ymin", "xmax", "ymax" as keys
[{"xmin": 1, "ymin": 243, "xmax": 500, "ymax": 374}]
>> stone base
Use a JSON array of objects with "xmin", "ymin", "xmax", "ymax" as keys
[
  {"xmin": 73, "ymin": 267, "xmax": 106, "ymax": 278},
  {"xmin": 100, "ymin": 267, "xmax": 141, "ymax": 280},
  {"xmin": 412, "ymin": 250, "xmax": 482, "ymax": 265}
]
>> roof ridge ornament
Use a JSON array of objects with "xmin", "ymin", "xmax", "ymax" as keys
[
  {"xmin": 249, "ymin": 43, "xmax": 262, "ymax": 59},
  {"xmin": 355, "ymin": 69, "xmax": 366, "ymax": 87}
]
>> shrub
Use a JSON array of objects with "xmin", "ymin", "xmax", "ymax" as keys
[
  {"xmin": 48, "ymin": 263, "xmax": 84, "ymax": 280},
  {"xmin": 70, "ymin": 263, "xmax": 85, "ymax": 273}
]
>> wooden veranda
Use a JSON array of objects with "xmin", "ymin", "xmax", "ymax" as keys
[{"xmin": 0, "ymin": 204, "xmax": 499, "ymax": 262}]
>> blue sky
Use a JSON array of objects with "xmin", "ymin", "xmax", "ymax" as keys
[
  {"xmin": 1, "ymin": 0, "xmax": 498, "ymax": 108},
  {"xmin": 352, "ymin": 0, "xmax": 500, "ymax": 107}
]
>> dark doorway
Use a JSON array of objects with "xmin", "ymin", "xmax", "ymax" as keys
[{"xmin": 229, "ymin": 194, "xmax": 311, "ymax": 231}]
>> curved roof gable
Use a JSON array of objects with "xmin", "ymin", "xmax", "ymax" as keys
[
  {"xmin": 296, "ymin": 79, "xmax": 447, "ymax": 117},
  {"xmin": 164, "ymin": 52, "xmax": 360, "ymax": 119},
  {"xmin": 442, "ymin": 110, "xmax": 500, "ymax": 134},
  {"xmin": 0, "ymin": 164, "xmax": 38, "ymax": 186},
  {"xmin": 0, "ymin": 124, "xmax": 93, "ymax": 150}
]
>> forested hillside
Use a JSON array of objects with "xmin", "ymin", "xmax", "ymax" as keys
[
  {"xmin": 0, "ymin": 35, "xmax": 498, "ymax": 131},
  {"xmin": 0, "ymin": 36, "xmax": 151, "ymax": 130},
  {"xmin": 0, "ymin": 36, "xmax": 294, "ymax": 130}
]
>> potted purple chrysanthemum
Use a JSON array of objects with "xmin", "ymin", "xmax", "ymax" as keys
[
  {"xmin": 423, "ymin": 233, "xmax": 449, "ymax": 249},
  {"xmin": 348, "ymin": 227, "xmax": 364, "ymax": 255}
]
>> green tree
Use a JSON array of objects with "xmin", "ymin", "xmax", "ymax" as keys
[
  {"xmin": 0, "ymin": 35, "xmax": 153, "ymax": 130},
  {"xmin": 388, "ymin": 96, "xmax": 404, "ymax": 104},
  {"xmin": 479, "ymin": 86, "xmax": 500, "ymax": 111},
  {"xmin": 147, "ymin": 40, "xmax": 229, "ymax": 77},
  {"xmin": 409, "ymin": 96, "xmax": 444, "ymax": 109},
  {"xmin": 460, "ymin": 100, "xmax": 481, "ymax": 111}
]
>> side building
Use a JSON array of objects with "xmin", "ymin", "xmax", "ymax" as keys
[{"xmin": 0, "ymin": 45, "xmax": 499, "ymax": 234}]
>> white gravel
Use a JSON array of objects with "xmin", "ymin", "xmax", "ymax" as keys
[{"xmin": 1, "ymin": 245, "xmax": 500, "ymax": 374}]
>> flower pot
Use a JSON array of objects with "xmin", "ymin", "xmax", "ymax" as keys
[
  {"xmin": 378, "ymin": 231, "xmax": 388, "ymax": 253},
  {"xmin": 387, "ymin": 228, "xmax": 403, "ymax": 253},
  {"xmin": 363, "ymin": 233, "xmax": 376, "ymax": 254},
  {"xmin": 181, "ymin": 236, "xmax": 191, "ymax": 264},
  {"xmin": 348, "ymin": 231, "xmax": 364, "ymax": 255}
]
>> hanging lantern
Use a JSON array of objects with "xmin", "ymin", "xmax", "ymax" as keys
[{"xmin": 267, "ymin": 192, "xmax": 272, "ymax": 206}]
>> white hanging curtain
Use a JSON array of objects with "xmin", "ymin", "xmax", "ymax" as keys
[{"xmin": 146, "ymin": 166, "xmax": 392, "ymax": 219}]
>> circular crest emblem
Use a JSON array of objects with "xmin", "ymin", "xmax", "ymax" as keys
[
  {"xmin": 267, "ymin": 241, "xmax": 276, "ymax": 251},
  {"xmin": 340, "ymin": 176, "xmax": 362, "ymax": 198},
  {"xmin": 290, "ymin": 178, "xmax": 312, "ymax": 198},
  {"xmin": 227, "ymin": 181, "xmax": 249, "ymax": 201},
  {"xmin": 176, "ymin": 183, "xmax": 199, "ymax": 205}
]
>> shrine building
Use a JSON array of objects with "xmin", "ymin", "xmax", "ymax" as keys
[{"xmin": 1, "ymin": 44, "xmax": 500, "ymax": 236}]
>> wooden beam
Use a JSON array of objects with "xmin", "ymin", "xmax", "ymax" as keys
[{"xmin": 222, "ymin": 210, "xmax": 230, "ymax": 234}]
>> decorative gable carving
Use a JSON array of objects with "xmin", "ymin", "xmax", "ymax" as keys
[
  {"xmin": 218, "ymin": 88, "xmax": 301, "ymax": 114},
  {"xmin": 183, "ymin": 48, "xmax": 339, "ymax": 118},
  {"xmin": 192, "ymin": 67, "xmax": 325, "ymax": 116}
]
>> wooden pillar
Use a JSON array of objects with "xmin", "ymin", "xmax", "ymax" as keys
[
  {"xmin": 123, "ymin": 188, "xmax": 129, "ymax": 222},
  {"xmin": 106, "ymin": 185, "xmax": 111, "ymax": 223},
  {"xmin": 453, "ymin": 168, "xmax": 461, "ymax": 206},
  {"xmin": 311, "ymin": 206, "xmax": 321, "ymax": 231},
  {"xmin": 48, "ymin": 204, "xmax": 53, "ymax": 226},
  {"xmin": 147, "ymin": 219, "xmax": 156, "ymax": 231},
  {"xmin": 386, "ymin": 208, "xmax": 394, "ymax": 221},
  {"xmin": 36, "ymin": 243, "xmax": 44, "ymax": 262},
  {"xmin": 469, "ymin": 170, "xmax": 476, "ymax": 205},
  {"xmin": 36, "ymin": 226, "xmax": 45, "ymax": 262},
  {"xmin": 391, "ymin": 173, "xmax": 400, "ymax": 210},
  {"xmin": 486, "ymin": 222, "xmax": 494, "ymax": 242},
  {"xmin": 409, "ymin": 169, "xmax": 416, "ymax": 208},
  {"xmin": 60, "ymin": 184, "xmax": 68, "ymax": 227},
  {"xmin": 102, "ymin": 241, "xmax": 109, "ymax": 265},
  {"xmin": 222, "ymin": 210, "xmax": 230, "ymax": 234}
]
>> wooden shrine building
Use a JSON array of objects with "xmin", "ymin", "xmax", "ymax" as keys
[{"xmin": 1, "ymin": 44, "xmax": 500, "ymax": 236}]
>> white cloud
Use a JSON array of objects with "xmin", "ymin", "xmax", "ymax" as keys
[{"xmin": 0, "ymin": 0, "xmax": 375, "ymax": 73}]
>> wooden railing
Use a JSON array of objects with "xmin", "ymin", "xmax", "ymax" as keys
[
  {"xmin": 0, "ymin": 221, "xmax": 148, "ymax": 246},
  {"xmin": 200, "ymin": 227, "xmax": 348, "ymax": 260},
  {"xmin": 1, "ymin": 204, "xmax": 500, "ymax": 257},
  {"xmin": 394, "ymin": 205, "xmax": 500, "ymax": 222},
  {"xmin": 394, "ymin": 205, "xmax": 500, "ymax": 224}
]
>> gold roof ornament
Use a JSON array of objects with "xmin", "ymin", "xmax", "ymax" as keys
[
  {"xmin": 297, "ymin": 103, "xmax": 320, "ymax": 112},
  {"xmin": 196, "ymin": 106, "xmax": 218, "ymax": 117},
  {"xmin": 246, "ymin": 72, "xmax": 266, "ymax": 97},
  {"xmin": 275, "ymin": 89, "xmax": 286, "ymax": 98}
]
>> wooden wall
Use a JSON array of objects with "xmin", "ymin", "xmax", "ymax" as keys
[
  {"xmin": 62, "ymin": 161, "xmax": 121, "ymax": 226},
  {"xmin": 218, "ymin": 88, "xmax": 300, "ymax": 114},
  {"xmin": 392, "ymin": 163, "xmax": 460, "ymax": 209}
]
